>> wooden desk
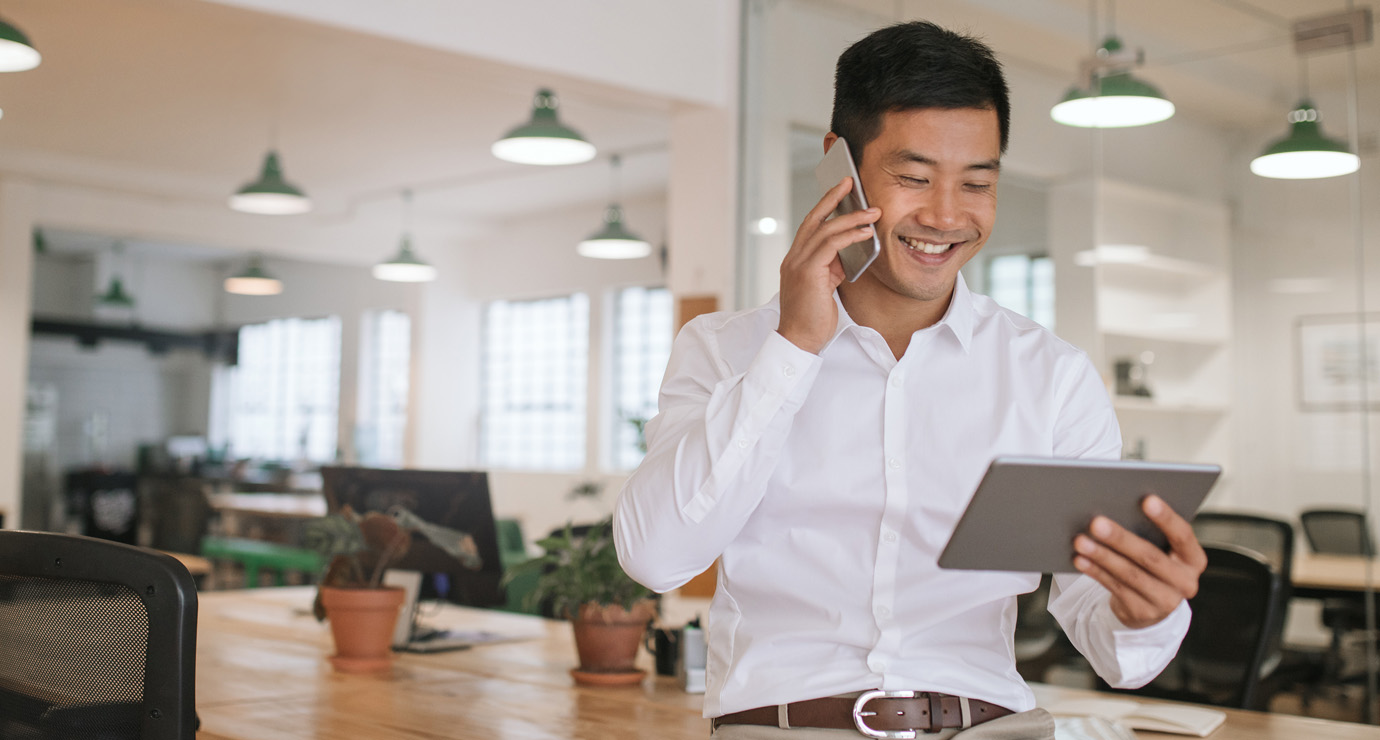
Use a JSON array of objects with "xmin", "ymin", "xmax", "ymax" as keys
[
  {"xmin": 194, "ymin": 588, "xmax": 1380, "ymax": 740},
  {"xmin": 1293, "ymin": 552, "xmax": 1380, "ymax": 598}
]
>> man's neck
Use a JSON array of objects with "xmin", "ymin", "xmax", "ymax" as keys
[{"xmin": 838, "ymin": 281, "xmax": 955, "ymax": 360}]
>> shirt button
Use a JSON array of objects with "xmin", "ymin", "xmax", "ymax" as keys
[
  {"xmin": 737, "ymin": 439, "xmax": 749, "ymax": 449},
  {"xmin": 887, "ymin": 458, "xmax": 900, "ymax": 469},
  {"xmin": 876, "ymin": 605, "xmax": 891, "ymax": 619},
  {"xmin": 883, "ymin": 530, "xmax": 898, "ymax": 544},
  {"xmin": 872, "ymin": 660, "xmax": 888, "ymax": 672},
  {"xmin": 890, "ymin": 375, "xmax": 902, "ymax": 387},
  {"xmin": 783, "ymin": 365, "xmax": 796, "ymax": 378}
]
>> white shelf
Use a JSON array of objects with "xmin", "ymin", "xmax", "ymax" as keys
[
  {"xmin": 1101, "ymin": 327, "xmax": 1228, "ymax": 346},
  {"xmin": 1113, "ymin": 397, "xmax": 1229, "ymax": 415}
]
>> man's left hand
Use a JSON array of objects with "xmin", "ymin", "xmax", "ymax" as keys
[{"xmin": 1072, "ymin": 495, "xmax": 1207, "ymax": 629}]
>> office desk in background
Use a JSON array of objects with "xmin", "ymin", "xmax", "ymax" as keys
[
  {"xmin": 1294, "ymin": 552, "xmax": 1380, "ymax": 599},
  {"xmin": 193, "ymin": 588, "xmax": 1380, "ymax": 740}
]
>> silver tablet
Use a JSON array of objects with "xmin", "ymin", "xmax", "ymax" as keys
[{"xmin": 937, "ymin": 456, "xmax": 1221, "ymax": 573}]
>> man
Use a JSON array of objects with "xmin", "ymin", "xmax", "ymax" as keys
[{"xmin": 614, "ymin": 20, "xmax": 1205, "ymax": 740}]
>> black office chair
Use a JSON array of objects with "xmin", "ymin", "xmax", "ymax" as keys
[
  {"xmin": 1299, "ymin": 508, "xmax": 1376, "ymax": 693},
  {"xmin": 1192, "ymin": 511, "xmax": 1296, "ymax": 581},
  {"xmin": 1102, "ymin": 544, "xmax": 1289, "ymax": 710},
  {"xmin": 0, "ymin": 530, "xmax": 198, "ymax": 739}
]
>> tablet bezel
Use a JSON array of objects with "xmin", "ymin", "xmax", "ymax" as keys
[{"xmin": 936, "ymin": 456, "xmax": 1221, "ymax": 573}]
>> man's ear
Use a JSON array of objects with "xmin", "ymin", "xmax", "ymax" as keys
[{"xmin": 823, "ymin": 132, "xmax": 839, "ymax": 154}]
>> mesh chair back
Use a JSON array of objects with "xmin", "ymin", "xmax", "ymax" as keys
[
  {"xmin": 0, "ymin": 531, "xmax": 197, "ymax": 740},
  {"xmin": 1300, "ymin": 509, "xmax": 1375, "ymax": 556},
  {"xmin": 1178, "ymin": 544, "xmax": 1287, "ymax": 709},
  {"xmin": 1191, "ymin": 512, "xmax": 1295, "ymax": 580}
]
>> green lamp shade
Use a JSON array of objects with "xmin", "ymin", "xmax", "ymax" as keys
[
  {"xmin": 229, "ymin": 150, "xmax": 312, "ymax": 215},
  {"xmin": 373, "ymin": 236, "xmax": 437, "ymax": 282},
  {"xmin": 578, "ymin": 205, "xmax": 651, "ymax": 259},
  {"xmin": 492, "ymin": 88, "xmax": 596, "ymax": 166},
  {"xmin": 1051, "ymin": 73, "xmax": 1175, "ymax": 128},
  {"xmin": 96, "ymin": 276, "xmax": 135, "ymax": 308},
  {"xmin": 224, "ymin": 259, "xmax": 283, "ymax": 295},
  {"xmin": 0, "ymin": 18, "xmax": 40, "ymax": 72},
  {"xmin": 1251, "ymin": 103, "xmax": 1359, "ymax": 180}
]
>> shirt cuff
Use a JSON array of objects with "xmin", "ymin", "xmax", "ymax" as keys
[{"xmin": 1106, "ymin": 599, "xmax": 1192, "ymax": 688}]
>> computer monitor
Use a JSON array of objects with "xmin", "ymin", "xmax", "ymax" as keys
[{"xmin": 320, "ymin": 466, "xmax": 505, "ymax": 608}]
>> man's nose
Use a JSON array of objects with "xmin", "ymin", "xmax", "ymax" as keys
[{"xmin": 918, "ymin": 187, "xmax": 964, "ymax": 232}]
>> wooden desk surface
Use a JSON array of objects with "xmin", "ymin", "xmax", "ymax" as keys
[
  {"xmin": 194, "ymin": 587, "xmax": 1380, "ymax": 740},
  {"xmin": 1293, "ymin": 552, "xmax": 1380, "ymax": 595}
]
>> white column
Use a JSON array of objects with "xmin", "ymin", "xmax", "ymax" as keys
[
  {"xmin": 0, "ymin": 180, "xmax": 37, "ymax": 526},
  {"xmin": 667, "ymin": 102, "xmax": 739, "ymax": 312}
]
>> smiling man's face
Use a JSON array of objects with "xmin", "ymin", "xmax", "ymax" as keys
[{"xmin": 835, "ymin": 107, "xmax": 1001, "ymax": 312}]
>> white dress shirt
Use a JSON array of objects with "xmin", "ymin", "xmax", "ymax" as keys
[{"xmin": 614, "ymin": 274, "xmax": 1190, "ymax": 718}]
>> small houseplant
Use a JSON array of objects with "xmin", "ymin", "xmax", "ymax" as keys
[
  {"xmin": 506, "ymin": 516, "xmax": 656, "ymax": 685},
  {"xmin": 303, "ymin": 505, "xmax": 481, "ymax": 673}
]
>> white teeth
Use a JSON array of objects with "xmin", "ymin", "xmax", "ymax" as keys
[{"xmin": 900, "ymin": 236, "xmax": 953, "ymax": 255}]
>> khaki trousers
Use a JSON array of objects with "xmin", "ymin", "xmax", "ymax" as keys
[{"xmin": 711, "ymin": 708, "xmax": 1055, "ymax": 740}]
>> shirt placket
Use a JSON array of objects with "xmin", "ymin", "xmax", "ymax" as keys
[{"xmin": 867, "ymin": 344, "xmax": 910, "ymax": 685}]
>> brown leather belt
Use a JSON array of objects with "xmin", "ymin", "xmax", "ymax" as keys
[{"xmin": 712, "ymin": 691, "xmax": 1014, "ymax": 737}]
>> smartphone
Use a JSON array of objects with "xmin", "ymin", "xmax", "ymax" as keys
[{"xmin": 813, "ymin": 137, "xmax": 881, "ymax": 282}]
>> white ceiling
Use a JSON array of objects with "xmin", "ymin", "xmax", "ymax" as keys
[{"xmin": 3, "ymin": 0, "xmax": 1375, "ymax": 263}]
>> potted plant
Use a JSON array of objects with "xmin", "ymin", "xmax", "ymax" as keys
[
  {"xmin": 303, "ymin": 505, "xmax": 482, "ymax": 673},
  {"xmin": 506, "ymin": 516, "xmax": 656, "ymax": 685}
]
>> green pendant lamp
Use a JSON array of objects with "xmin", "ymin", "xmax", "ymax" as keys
[
  {"xmin": 374, "ymin": 235, "xmax": 437, "ymax": 282},
  {"xmin": 492, "ymin": 88, "xmax": 596, "ymax": 166},
  {"xmin": 224, "ymin": 255, "xmax": 284, "ymax": 295},
  {"xmin": 96, "ymin": 276, "xmax": 136, "ymax": 308},
  {"xmin": 1051, "ymin": 37, "xmax": 1174, "ymax": 128},
  {"xmin": 578, "ymin": 155, "xmax": 650, "ymax": 259},
  {"xmin": 1251, "ymin": 101, "xmax": 1359, "ymax": 179},
  {"xmin": 0, "ymin": 16, "xmax": 40, "ymax": 72},
  {"xmin": 374, "ymin": 190, "xmax": 436, "ymax": 282},
  {"xmin": 229, "ymin": 150, "xmax": 312, "ymax": 215}
]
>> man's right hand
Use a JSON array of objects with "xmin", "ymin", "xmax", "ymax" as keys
[{"xmin": 777, "ymin": 177, "xmax": 880, "ymax": 354}]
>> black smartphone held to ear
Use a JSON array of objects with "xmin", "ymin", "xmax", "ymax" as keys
[{"xmin": 813, "ymin": 137, "xmax": 881, "ymax": 282}]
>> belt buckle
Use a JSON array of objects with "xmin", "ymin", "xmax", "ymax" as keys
[{"xmin": 852, "ymin": 689, "xmax": 918, "ymax": 740}]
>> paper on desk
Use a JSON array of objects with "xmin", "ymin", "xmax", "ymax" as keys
[{"xmin": 1047, "ymin": 698, "xmax": 1225, "ymax": 737}]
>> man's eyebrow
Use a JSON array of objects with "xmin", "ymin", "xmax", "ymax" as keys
[{"xmin": 889, "ymin": 150, "xmax": 1002, "ymax": 172}]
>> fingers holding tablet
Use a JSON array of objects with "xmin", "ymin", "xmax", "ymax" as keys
[{"xmin": 1073, "ymin": 496, "xmax": 1208, "ymax": 629}]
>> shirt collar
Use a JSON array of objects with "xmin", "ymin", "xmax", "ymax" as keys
[{"xmin": 771, "ymin": 274, "xmax": 975, "ymax": 354}]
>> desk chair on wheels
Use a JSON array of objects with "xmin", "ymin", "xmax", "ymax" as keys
[{"xmin": 0, "ymin": 530, "xmax": 198, "ymax": 739}]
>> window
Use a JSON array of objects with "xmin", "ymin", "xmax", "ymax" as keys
[
  {"xmin": 481, "ymin": 294, "xmax": 589, "ymax": 470},
  {"xmin": 356, "ymin": 310, "xmax": 411, "ymax": 468},
  {"xmin": 220, "ymin": 316, "xmax": 342, "ymax": 463},
  {"xmin": 610, "ymin": 286, "xmax": 673, "ymax": 469},
  {"xmin": 986, "ymin": 254, "xmax": 1054, "ymax": 330}
]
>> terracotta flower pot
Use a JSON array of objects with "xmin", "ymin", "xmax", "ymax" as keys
[
  {"xmin": 569, "ymin": 599, "xmax": 657, "ymax": 686},
  {"xmin": 320, "ymin": 585, "xmax": 405, "ymax": 673}
]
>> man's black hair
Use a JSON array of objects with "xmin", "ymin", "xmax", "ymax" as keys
[{"xmin": 831, "ymin": 21, "xmax": 1010, "ymax": 162}]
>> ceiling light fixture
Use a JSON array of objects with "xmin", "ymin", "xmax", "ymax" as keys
[
  {"xmin": 1051, "ymin": 36, "xmax": 1174, "ymax": 128},
  {"xmin": 0, "ymin": 16, "xmax": 40, "ymax": 72},
  {"xmin": 224, "ymin": 255, "xmax": 284, "ymax": 296},
  {"xmin": 1251, "ymin": 101, "xmax": 1359, "ymax": 179},
  {"xmin": 229, "ymin": 150, "xmax": 312, "ymax": 215},
  {"xmin": 374, "ymin": 190, "xmax": 437, "ymax": 282},
  {"xmin": 578, "ymin": 155, "xmax": 651, "ymax": 259},
  {"xmin": 492, "ymin": 88, "xmax": 596, "ymax": 166}
]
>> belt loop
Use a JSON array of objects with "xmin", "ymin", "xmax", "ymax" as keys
[
  {"xmin": 959, "ymin": 697, "xmax": 972, "ymax": 729},
  {"xmin": 926, "ymin": 693, "xmax": 943, "ymax": 734},
  {"xmin": 777, "ymin": 704, "xmax": 791, "ymax": 730}
]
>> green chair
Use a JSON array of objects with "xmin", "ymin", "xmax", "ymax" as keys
[{"xmin": 201, "ymin": 536, "xmax": 323, "ymax": 588}]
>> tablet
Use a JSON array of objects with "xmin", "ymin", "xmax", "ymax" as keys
[{"xmin": 937, "ymin": 457, "xmax": 1221, "ymax": 573}]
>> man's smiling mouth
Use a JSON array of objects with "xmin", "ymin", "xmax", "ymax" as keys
[{"xmin": 899, "ymin": 235, "xmax": 956, "ymax": 255}]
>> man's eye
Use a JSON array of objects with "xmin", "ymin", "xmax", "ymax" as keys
[
  {"xmin": 966, "ymin": 183, "xmax": 993, "ymax": 191},
  {"xmin": 900, "ymin": 176, "xmax": 928, "ymax": 185}
]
